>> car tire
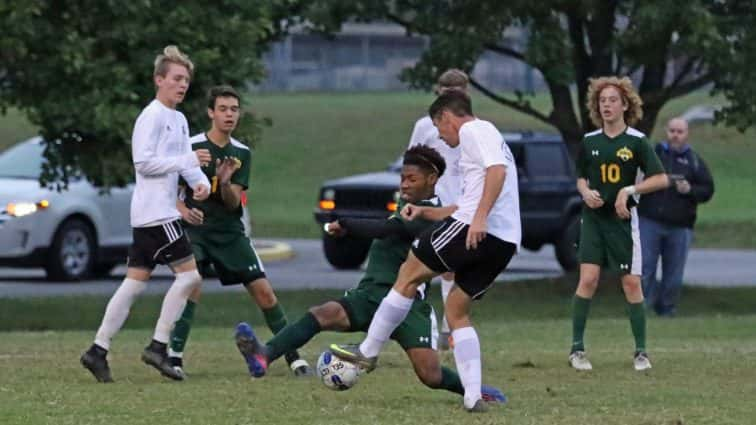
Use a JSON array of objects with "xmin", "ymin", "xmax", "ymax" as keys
[
  {"xmin": 323, "ymin": 234, "xmax": 371, "ymax": 269},
  {"xmin": 554, "ymin": 214, "xmax": 580, "ymax": 272},
  {"xmin": 46, "ymin": 218, "xmax": 96, "ymax": 281}
]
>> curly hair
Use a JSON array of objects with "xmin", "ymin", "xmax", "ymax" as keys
[
  {"xmin": 404, "ymin": 144, "xmax": 446, "ymax": 178},
  {"xmin": 586, "ymin": 76, "xmax": 643, "ymax": 128}
]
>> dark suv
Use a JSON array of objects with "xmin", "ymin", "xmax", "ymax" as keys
[{"xmin": 313, "ymin": 132, "xmax": 582, "ymax": 271}]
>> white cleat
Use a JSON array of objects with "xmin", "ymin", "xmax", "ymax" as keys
[
  {"xmin": 633, "ymin": 352, "xmax": 652, "ymax": 371},
  {"xmin": 568, "ymin": 350, "xmax": 593, "ymax": 371}
]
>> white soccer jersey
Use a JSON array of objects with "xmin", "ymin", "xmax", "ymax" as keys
[
  {"xmin": 408, "ymin": 116, "xmax": 462, "ymax": 206},
  {"xmin": 451, "ymin": 119, "xmax": 521, "ymax": 247},
  {"xmin": 130, "ymin": 99, "xmax": 209, "ymax": 227}
]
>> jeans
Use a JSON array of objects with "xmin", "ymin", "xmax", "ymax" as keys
[{"xmin": 639, "ymin": 216, "xmax": 693, "ymax": 315}]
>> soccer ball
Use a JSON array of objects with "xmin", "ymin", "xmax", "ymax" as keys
[{"xmin": 316, "ymin": 350, "xmax": 361, "ymax": 391}]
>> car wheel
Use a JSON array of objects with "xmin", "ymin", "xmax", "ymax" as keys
[
  {"xmin": 323, "ymin": 234, "xmax": 371, "ymax": 269},
  {"xmin": 554, "ymin": 214, "xmax": 580, "ymax": 272},
  {"xmin": 46, "ymin": 218, "xmax": 96, "ymax": 281}
]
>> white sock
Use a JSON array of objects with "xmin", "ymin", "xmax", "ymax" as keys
[
  {"xmin": 359, "ymin": 289, "xmax": 413, "ymax": 358},
  {"xmin": 153, "ymin": 270, "xmax": 202, "ymax": 343},
  {"xmin": 168, "ymin": 349, "xmax": 183, "ymax": 358},
  {"xmin": 452, "ymin": 327, "xmax": 483, "ymax": 409},
  {"xmin": 440, "ymin": 278, "xmax": 454, "ymax": 333},
  {"xmin": 94, "ymin": 278, "xmax": 147, "ymax": 350}
]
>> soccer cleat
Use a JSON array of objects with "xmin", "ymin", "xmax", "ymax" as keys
[
  {"xmin": 289, "ymin": 359, "xmax": 314, "ymax": 377},
  {"xmin": 141, "ymin": 341, "xmax": 184, "ymax": 381},
  {"xmin": 169, "ymin": 356, "xmax": 187, "ymax": 380},
  {"xmin": 80, "ymin": 351, "xmax": 114, "ymax": 383},
  {"xmin": 328, "ymin": 343, "xmax": 377, "ymax": 373},
  {"xmin": 234, "ymin": 322, "xmax": 268, "ymax": 378},
  {"xmin": 481, "ymin": 385, "xmax": 507, "ymax": 404},
  {"xmin": 633, "ymin": 351, "xmax": 652, "ymax": 371},
  {"xmin": 438, "ymin": 331, "xmax": 451, "ymax": 351},
  {"xmin": 568, "ymin": 350, "xmax": 593, "ymax": 371},
  {"xmin": 466, "ymin": 398, "xmax": 489, "ymax": 413}
]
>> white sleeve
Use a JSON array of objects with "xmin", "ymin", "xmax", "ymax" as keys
[
  {"xmin": 461, "ymin": 125, "xmax": 506, "ymax": 168},
  {"xmin": 407, "ymin": 118, "xmax": 436, "ymax": 148},
  {"xmin": 132, "ymin": 110, "xmax": 199, "ymax": 176},
  {"xmin": 180, "ymin": 165, "xmax": 210, "ymax": 188}
]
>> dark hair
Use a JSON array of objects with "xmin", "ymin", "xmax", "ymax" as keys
[
  {"xmin": 428, "ymin": 90, "xmax": 472, "ymax": 120},
  {"xmin": 207, "ymin": 85, "xmax": 241, "ymax": 110},
  {"xmin": 403, "ymin": 144, "xmax": 446, "ymax": 177}
]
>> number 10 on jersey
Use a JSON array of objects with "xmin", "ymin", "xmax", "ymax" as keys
[{"xmin": 600, "ymin": 163, "xmax": 621, "ymax": 183}]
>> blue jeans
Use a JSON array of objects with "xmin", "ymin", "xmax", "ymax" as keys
[{"xmin": 639, "ymin": 216, "xmax": 693, "ymax": 315}]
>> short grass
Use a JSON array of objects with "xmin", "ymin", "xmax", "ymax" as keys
[
  {"xmin": 1, "ymin": 279, "xmax": 756, "ymax": 424},
  {"xmin": 2, "ymin": 90, "xmax": 754, "ymax": 248}
]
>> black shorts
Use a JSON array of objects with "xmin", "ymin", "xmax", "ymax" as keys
[
  {"xmin": 411, "ymin": 217, "xmax": 517, "ymax": 299},
  {"xmin": 126, "ymin": 220, "xmax": 194, "ymax": 270}
]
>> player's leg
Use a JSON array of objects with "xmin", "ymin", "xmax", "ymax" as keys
[
  {"xmin": 81, "ymin": 228, "xmax": 155, "ymax": 382},
  {"xmin": 569, "ymin": 211, "xmax": 604, "ymax": 370},
  {"xmin": 438, "ymin": 271, "xmax": 455, "ymax": 350},
  {"xmin": 235, "ymin": 296, "xmax": 358, "ymax": 377},
  {"xmin": 168, "ymin": 238, "xmax": 211, "ymax": 374},
  {"xmin": 142, "ymin": 221, "xmax": 202, "ymax": 380},
  {"xmin": 612, "ymin": 210, "xmax": 651, "ymax": 370},
  {"xmin": 243, "ymin": 277, "xmax": 311, "ymax": 376}
]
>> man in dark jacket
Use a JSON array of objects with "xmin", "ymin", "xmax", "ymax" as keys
[{"xmin": 638, "ymin": 117, "xmax": 714, "ymax": 316}]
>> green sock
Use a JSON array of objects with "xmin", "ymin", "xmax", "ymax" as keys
[
  {"xmin": 627, "ymin": 301, "xmax": 647, "ymax": 352},
  {"xmin": 571, "ymin": 295, "xmax": 592, "ymax": 352},
  {"xmin": 438, "ymin": 366, "xmax": 465, "ymax": 395},
  {"xmin": 170, "ymin": 300, "xmax": 197, "ymax": 355},
  {"xmin": 262, "ymin": 303, "xmax": 289, "ymax": 334},
  {"xmin": 266, "ymin": 312, "xmax": 321, "ymax": 363}
]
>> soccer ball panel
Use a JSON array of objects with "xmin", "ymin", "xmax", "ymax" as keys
[{"xmin": 317, "ymin": 350, "xmax": 360, "ymax": 391}]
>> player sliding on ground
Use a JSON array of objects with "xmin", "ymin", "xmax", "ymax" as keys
[
  {"xmin": 168, "ymin": 85, "xmax": 311, "ymax": 379},
  {"xmin": 331, "ymin": 91, "xmax": 521, "ymax": 413},
  {"xmin": 569, "ymin": 76, "xmax": 669, "ymax": 372},
  {"xmin": 234, "ymin": 145, "xmax": 506, "ymax": 405}
]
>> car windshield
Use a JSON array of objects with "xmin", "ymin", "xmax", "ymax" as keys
[{"xmin": 0, "ymin": 138, "xmax": 45, "ymax": 179}]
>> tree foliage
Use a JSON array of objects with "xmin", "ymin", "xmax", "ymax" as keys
[
  {"xmin": 301, "ymin": 0, "xmax": 755, "ymax": 151},
  {"xmin": 0, "ymin": 0, "xmax": 301, "ymax": 189}
]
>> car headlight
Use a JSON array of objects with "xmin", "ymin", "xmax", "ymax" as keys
[{"xmin": 6, "ymin": 200, "xmax": 50, "ymax": 217}]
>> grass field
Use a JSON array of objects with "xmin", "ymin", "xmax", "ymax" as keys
[
  {"xmin": 2, "ymin": 90, "xmax": 754, "ymax": 248},
  {"xmin": 2, "ymin": 279, "xmax": 756, "ymax": 424}
]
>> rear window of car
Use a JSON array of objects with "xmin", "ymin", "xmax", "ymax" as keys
[{"xmin": 525, "ymin": 143, "xmax": 570, "ymax": 179}]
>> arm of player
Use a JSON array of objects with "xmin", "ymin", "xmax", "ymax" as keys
[
  {"xmin": 215, "ymin": 157, "xmax": 243, "ymax": 210},
  {"xmin": 179, "ymin": 166, "xmax": 211, "ymax": 199},
  {"xmin": 467, "ymin": 164, "xmax": 506, "ymax": 250},
  {"xmin": 401, "ymin": 204, "xmax": 458, "ymax": 222},
  {"xmin": 616, "ymin": 173, "xmax": 670, "ymax": 219},
  {"xmin": 577, "ymin": 178, "xmax": 604, "ymax": 209},
  {"xmin": 176, "ymin": 199, "xmax": 204, "ymax": 225},
  {"xmin": 325, "ymin": 218, "xmax": 411, "ymax": 241}
]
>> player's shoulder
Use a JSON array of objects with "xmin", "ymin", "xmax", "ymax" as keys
[
  {"xmin": 582, "ymin": 128, "xmax": 603, "ymax": 141},
  {"xmin": 189, "ymin": 133, "xmax": 208, "ymax": 144},
  {"xmin": 625, "ymin": 127, "xmax": 648, "ymax": 144},
  {"xmin": 230, "ymin": 137, "xmax": 250, "ymax": 151}
]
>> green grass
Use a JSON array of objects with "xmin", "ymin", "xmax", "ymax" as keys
[
  {"xmin": 3, "ymin": 90, "xmax": 755, "ymax": 247},
  {"xmin": 0, "ymin": 108, "xmax": 37, "ymax": 151},
  {"xmin": 2, "ymin": 279, "xmax": 756, "ymax": 424}
]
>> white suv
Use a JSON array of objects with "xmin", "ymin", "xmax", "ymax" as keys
[{"xmin": 0, "ymin": 138, "xmax": 133, "ymax": 280}]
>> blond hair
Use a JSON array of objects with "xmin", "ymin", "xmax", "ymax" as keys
[
  {"xmin": 586, "ymin": 76, "xmax": 643, "ymax": 128},
  {"xmin": 435, "ymin": 69, "xmax": 469, "ymax": 94},
  {"xmin": 153, "ymin": 45, "xmax": 194, "ymax": 78}
]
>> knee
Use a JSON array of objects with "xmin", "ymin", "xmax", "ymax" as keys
[
  {"xmin": 249, "ymin": 281, "xmax": 277, "ymax": 308},
  {"xmin": 622, "ymin": 278, "xmax": 642, "ymax": 296},
  {"xmin": 415, "ymin": 365, "xmax": 442, "ymax": 389},
  {"xmin": 578, "ymin": 275, "xmax": 599, "ymax": 293},
  {"xmin": 308, "ymin": 303, "xmax": 347, "ymax": 329}
]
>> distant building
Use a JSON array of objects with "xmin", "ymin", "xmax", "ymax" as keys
[{"xmin": 256, "ymin": 23, "xmax": 545, "ymax": 93}]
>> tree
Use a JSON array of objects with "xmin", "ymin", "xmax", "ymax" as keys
[
  {"xmin": 301, "ymin": 0, "xmax": 755, "ymax": 153},
  {"xmin": 0, "ymin": 0, "xmax": 301, "ymax": 189}
]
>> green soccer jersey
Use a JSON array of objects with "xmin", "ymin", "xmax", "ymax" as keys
[
  {"xmin": 576, "ymin": 127, "xmax": 664, "ymax": 214},
  {"xmin": 184, "ymin": 133, "xmax": 251, "ymax": 233},
  {"xmin": 356, "ymin": 197, "xmax": 440, "ymax": 289}
]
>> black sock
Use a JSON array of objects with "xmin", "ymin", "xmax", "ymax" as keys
[{"xmin": 89, "ymin": 344, "xmax": 108, "ymax": 357}]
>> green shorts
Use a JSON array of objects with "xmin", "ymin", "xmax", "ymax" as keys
[
  {"xmin": 186, "ymin": 227, "xmax": 265, "ymax": 285},
  {"xmin": 578, "ymin": 208, "xmax": 641, "ymax": 275},
  {"xmin": 339, "ymin": 285, "xmax": 438, "ymax": 351}
]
